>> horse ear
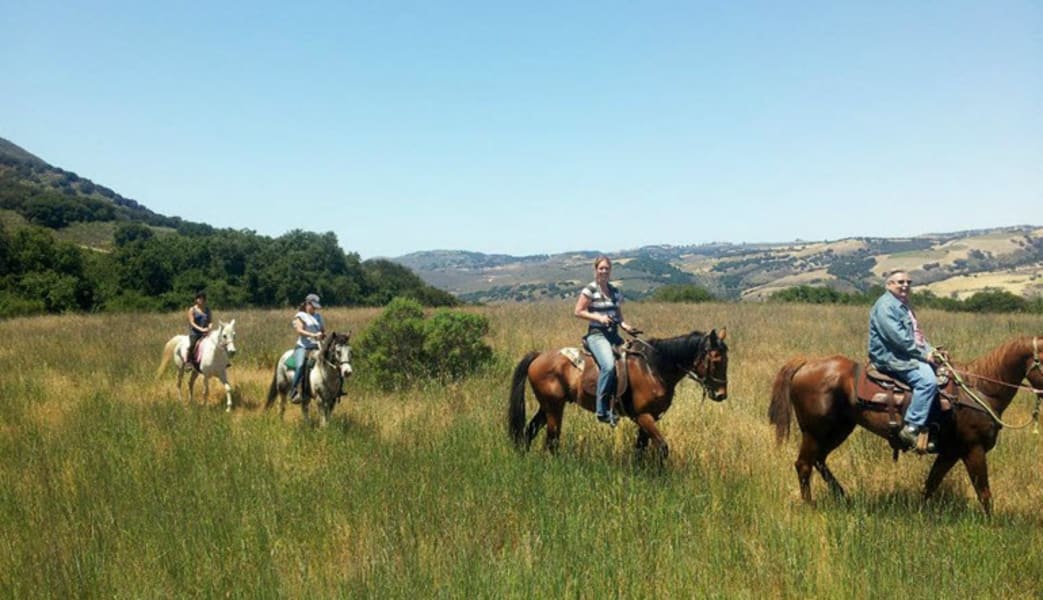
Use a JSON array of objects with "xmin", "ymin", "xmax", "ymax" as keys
[
  {"xmin": 709, "ymin": 329, "xmax": 718, "ymax": 343},
  {"xmin": 718, "ymin": 327, "xmax": 727, "ymax": 341}
]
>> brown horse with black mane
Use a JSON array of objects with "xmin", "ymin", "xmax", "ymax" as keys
[
  {"xmin": 768, "ymin": 335, "xmax": 1043, "ymax": 514},
  {"xmin": 508, "ymin": 329, "xmax": 728, "ymax": 460}
]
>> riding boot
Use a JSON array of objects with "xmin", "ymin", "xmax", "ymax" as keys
[{"xmin": 595, "ymin": 396, "xmax": 617, "ymax": 427}]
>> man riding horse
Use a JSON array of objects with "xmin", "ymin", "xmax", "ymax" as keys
[{"xmin": 868, "ymin": 270, "xmax": 944, "ymax": 451}]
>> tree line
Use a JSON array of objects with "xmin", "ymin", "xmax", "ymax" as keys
[
  {"xmin": 769, "ymin": 284, "xmax": 1043, "ymax": 313},
  {"xmin": 0, "ymin": 220, "xmax": 457, "ymax": 318}
]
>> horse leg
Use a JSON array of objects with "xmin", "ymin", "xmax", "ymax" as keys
[
  {"xmin": 524, "ymin": 409, "xmax": 547, "ymax": 450},
  {"xmin": 961, "ymin": 446, "xmax": 992, "ymax": 516},
  {"xmin": 319, "ymin": 397, "xmax": 331, "ymax": 427},
  {"xmin": 634, "ymin": 413, "xmax": 668, "ymax": 463},
  {"xmin": 187, "ymin": 371, "xmax": 200, "ymax": 404},
  {"xmin": 794, "ymin": 436, "xmax": 819, "ymax": 503},
  {"xmin": 634, "ymin": 428, "xmax": 651, "ymax": 453},
  {"xmin": 543, "ymin": 406, "xmax": 564, "ymax": 454},
  {"xmin": 923, "ymin": 453, "xmax": 959, "ymax": 502},
  {"xmin": 814, "ymin": 460, "xmax": 846, "ymax": 499},
  {"xmin": 175, "ymin": 367, "xmax": 186, "ymax": 403},
  {"xmin": 218, "ymin": 371, "xmax": 233, "ymax": 412}
]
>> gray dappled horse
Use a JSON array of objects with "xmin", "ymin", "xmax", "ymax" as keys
[
  {"xmin": 157, "ymin": 320, "xmax": 238, "ymax": 411},
  {"xmin": 266, "ymin": 332, "xmax": 353, "ymax": 427}
]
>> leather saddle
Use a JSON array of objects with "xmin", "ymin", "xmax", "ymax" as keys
[
  {"xmin": 559, "ymin": 343, "xmax": 632, "ymax": 406},
  {"xmin": 855, "ymin": 362, "xmax": 955, "ymax": 420}
]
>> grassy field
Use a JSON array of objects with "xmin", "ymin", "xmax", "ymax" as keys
[{"xmin": 2, "ymin": 302, "xmax": 1042, "ymax": 597}]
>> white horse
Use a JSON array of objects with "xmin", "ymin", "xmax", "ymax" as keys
[
  {"xmin": 157, "ymin": 319, "xmax": 238, "ymax": 411},
  {"xmin": 266, "ymin": 332, "xmax": 353, "ymax": 426}
]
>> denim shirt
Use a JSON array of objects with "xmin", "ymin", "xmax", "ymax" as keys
[{"xmin": 868, "ymin": 291, "xmax": 933, "ymax": 373}]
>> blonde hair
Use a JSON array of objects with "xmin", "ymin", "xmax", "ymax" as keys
[{"xmin": 594, "ymin": 255, "xmax": 612, "ymax": 270}]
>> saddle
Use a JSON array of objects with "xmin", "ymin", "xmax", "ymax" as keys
[
  {"xmin": 284, "ymin": 352, "xmax": 316, "ymax": 371},
  {"xmin": 286, "ymin": 350, "xmax": 318, "ymax": 397},
  {"xmin": 183, "ymin": 344, "xmax": 203, "ymax": 370},
  {"xmin": 854, "ymin": 362, "xmax": 956, "ymax": 454},
  {"xmin": 559, "ymin": 343, "xmax": 632, "ymax": 411}
]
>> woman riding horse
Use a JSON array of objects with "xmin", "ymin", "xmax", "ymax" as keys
[{"xmin": 573, "ymin": 255, "xmax": 641, "ymax": 427}]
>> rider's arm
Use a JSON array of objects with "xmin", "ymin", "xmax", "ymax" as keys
[
  {"xmin": 187, "ymin": 307, "xmax": 206, "ymax": 333},
  {"xmin": 294, "ymin": 316, "xmax": 321, "ymax": 340},
  {"xmin": 574, "ymin": 292, "xmax": 612, "ymax": 326}
]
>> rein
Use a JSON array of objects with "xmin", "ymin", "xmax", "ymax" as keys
[
  {"xmin": 629, "ymin": 333, "xmax": 720, "ymax": 399},
  {"xmin": 937, "ymin": 337, "xmax": 1043, "ymax": 433}
]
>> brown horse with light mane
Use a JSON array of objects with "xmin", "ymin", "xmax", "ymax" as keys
[
  {"xmin": 768, "ymin": 335, "xmax": 1043, "ymax": 514},
  {"xmin": 508, "ymin": 329, "xmax": 728, "ymax": 460}
]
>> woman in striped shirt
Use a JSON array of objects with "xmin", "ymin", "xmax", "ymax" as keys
[{"xmin": 573, "ymin": 255, "xmax": 639, "ymax": 426}]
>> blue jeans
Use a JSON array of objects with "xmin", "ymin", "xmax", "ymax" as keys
[
  {"xmin": 893, "ymin": 361, "xmax": 937, "ymax": 428},
  {"xmin": 290, "ymin": 346, "xmax": 310, "ymax": 394},
  {"xmin": 587, "ymin": 332, "xmax": 617, "ymax": 415}
]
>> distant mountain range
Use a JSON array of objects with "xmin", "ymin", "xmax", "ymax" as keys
[{"xmin": 393, "ymin": 227, "xmax": 1043, "ymax": 303}]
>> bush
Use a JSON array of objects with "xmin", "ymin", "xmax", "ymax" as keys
[
  {"xmin": 422, "ymin": 310, "xmax": 493, "ymax": 382},
  {"xmin": 356, "ymin": 297, "xmax": 494, "ymax": 391}
]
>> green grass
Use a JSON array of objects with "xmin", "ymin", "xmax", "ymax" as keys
[{"xmin": 1, "ymin": 303, "xmax": 1041, "ymax": 597}]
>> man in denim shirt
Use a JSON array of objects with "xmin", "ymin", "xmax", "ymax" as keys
[{"xmin": 868, "ymin": 271, "xmax": 940, "ymax": 450}]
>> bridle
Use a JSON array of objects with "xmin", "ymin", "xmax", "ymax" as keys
[
  {"xmin": 940, "ymin": 336, "xmax": 1043, "ymax": 432},
  {"xmin": 317, "ymin": 337, "xmax": 353, "ymax": 399},
  {"xmin": 688, "ymin": 339, "xmax": 727, "ymax": 399},
  {"xmin": 321, "ymin": 338, "xmax": 352, "ymax": 371},
  {"xmin": 630, "ymin": 333, "xmax": 727, "ymax": 400}
]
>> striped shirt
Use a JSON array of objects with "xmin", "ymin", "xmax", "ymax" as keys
[{"xmin": 581, "ymin": 281, "xmax": 622, "ymax": 332}]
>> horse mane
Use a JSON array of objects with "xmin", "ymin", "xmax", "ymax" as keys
[
  {"xmin": 963, "ymin": 336, "xmax": 1031, "ymax": 388},
  {"xmin": 642, "ymin": 330, "xmax": 709, "ymax": 373}
]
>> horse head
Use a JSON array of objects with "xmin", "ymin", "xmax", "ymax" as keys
[
  {"xmin": 697, "ymin": 328, "xmax": 728, "ymax": 401},
  {"xmin": 323, "ymin": 331, "xmax": 353, "ymax": 379},
  {"xmin": 216, "ymin": 319, "xmax": 237, "ymax": 357},
  {"xmin": 1025, "ymin": 335, "xmax": 1043, "ymax": 395}
]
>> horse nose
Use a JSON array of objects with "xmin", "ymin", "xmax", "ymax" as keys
[
  {"xmin": 227, "ymin": 347, "xmax": 237, "ymax": 357},
  {"xmin": 342, "ymin": 365, "xmax": 353, "ymax": 377},
  {"xmin": 714, "ymin": 388, "xmax": 728, "ymax": 401}
]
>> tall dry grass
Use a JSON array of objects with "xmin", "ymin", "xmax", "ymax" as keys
[{"xmin": 1, "ymin": 302, "xmax": 1041, "ymax": 597}]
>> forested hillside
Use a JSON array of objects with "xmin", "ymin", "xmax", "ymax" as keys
[{"xmin": 0, "ymin": 137, "xmax": 456, "ymax": 317}]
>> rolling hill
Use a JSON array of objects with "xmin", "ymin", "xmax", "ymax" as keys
[{"xmin": 393, "ymin": 227, "xmax": 1043, "ymax": 303}]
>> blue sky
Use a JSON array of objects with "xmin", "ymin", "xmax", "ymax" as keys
[{"xmin": 3, "ymin": 1, "xmax": 1040, "ymax": 258}]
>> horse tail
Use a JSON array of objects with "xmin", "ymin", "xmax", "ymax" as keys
[
  {"xmin": 768, "ymin": 357, "xmax": 806, "ymax": 445},
  {"xmin": 508, "ymin": 352, "xmax": 539, "ymax": 448},
  {"xmin": 156, "ymin": 337, "xmax": 178, "ymax": 378},
  {"xmin": 265, "ymin": 365, "xmax": 280, "ymax": 409}
]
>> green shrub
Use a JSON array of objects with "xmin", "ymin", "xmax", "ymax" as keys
[
  {"xmin": 422, "ymin": 310, "xmax": 493, "ymax": 382},
  {"xmin": 356, "ymin": 297, "xmax": 494, "ymax": 391}
]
